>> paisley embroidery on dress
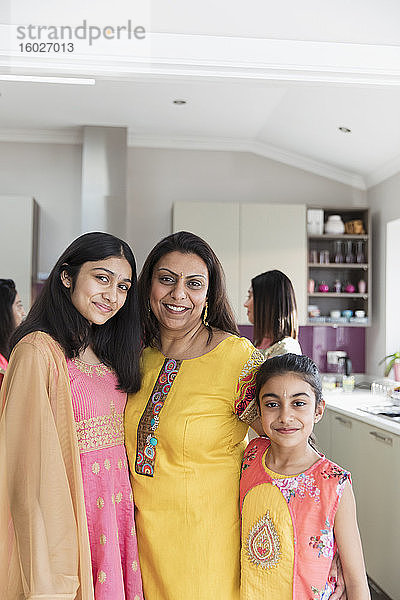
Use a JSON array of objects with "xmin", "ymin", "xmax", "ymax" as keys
[
  {"xmin": 246, "ymin": 511, "xmax": 281, "ymax": 569},
  {"xmin": 272, "ymin": 472, "xmax": 321, "ymax": 504},
  {"xmin": 135, "ymin": 358, "xmax": 182, "ymax": 477}
]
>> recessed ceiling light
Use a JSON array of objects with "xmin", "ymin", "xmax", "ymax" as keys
[
  {"xmin": 173, "ymin": 99, "xmax": 187, "ymax": 105},
  {"xmin": 338, "ymin": 126, "xmax": 351, "ymax": 133}
]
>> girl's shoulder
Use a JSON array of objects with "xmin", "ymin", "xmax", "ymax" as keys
[
  {"xmin": 317, "ymin": 456, "xmax": 352, "ymax": 486},
  {"xmin": 263, "ymin": 337, "xmax": 302, "ymax": 358},
  {"xmin": 12, "ymin": 331, "xmax": 65, "ymax": 364},
  {"xmin": 243, "ymin": 436, "xmax": 270, "ymax": 463}
]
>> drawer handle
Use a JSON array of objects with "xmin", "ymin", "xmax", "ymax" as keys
[
  {"xmin": 335, "ymin": 416, "xmax": 352, "ymax": 428},
  {"xmin": 369, "ymin": 431, "xmax": 393, "ymax": 446}
]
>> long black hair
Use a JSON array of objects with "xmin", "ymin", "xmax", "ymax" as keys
[
  {"xmin": 139, "ymin": 231, "xmax": 239, "ymax": 347},
  {"xmin": 12, "ymin": 232, "xmax": 141, "ymax": 393},
  {"xmin": 0, "ymin": 279, "xmax": 17, "ymax": 359},
  {"xmin": 252, "ymin": 270, "xmax": 298, "ymax": 348}
]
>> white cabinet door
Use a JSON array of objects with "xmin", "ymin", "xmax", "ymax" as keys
[
  {"xmin": 239, "ymin": 203, "xmax": 307, "ymax": 325},
  {"xmin": 355, "ymin": 421, "xmax": 400, "ymax": 600},
  {"xmin": 0, "ymin": 196, "xmax": 37, "ymax": 309},
  {"xmin": 330, "ymin": 411, "xmax": 400, "ymax": 600},
  {"xmin": 173, "ymin": 202, "xmax": 240, "ymax": 320}
]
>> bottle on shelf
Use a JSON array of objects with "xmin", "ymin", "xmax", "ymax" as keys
[
  {"xmin": 333, "ymin": 279, "xmax": 342, "ymax": 293},
  {"xmin": 358, "ymin": 279, "xmax": 367, "ymax": 294}
]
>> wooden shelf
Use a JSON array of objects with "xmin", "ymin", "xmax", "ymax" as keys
[
  {"xmin": 308, "ymin": 263, "xmax": 368, "ymax": 269},
  {"xmin": 308, "ymin": 293, "xmax": 368, "ymax": 298}
]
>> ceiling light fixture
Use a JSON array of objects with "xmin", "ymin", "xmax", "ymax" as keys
[
  {"xmin": 0, "ymin": 75, "xmax": 95, "ymax": 85},
  {"xmin": 173, "ymin": 99, "xmax": 187, "ymax": 105},
  {"xmin": 338, "ymin": 126, "xmax": 351, "ymax": 133}
]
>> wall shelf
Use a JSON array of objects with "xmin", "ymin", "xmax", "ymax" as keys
[
  {"xmin": 308, "ymin": 263, "xmax": 368, "ymax": 269},
  {"xmin": 307, "ymin": 207, "xmax": 371, "ymax": 327}
]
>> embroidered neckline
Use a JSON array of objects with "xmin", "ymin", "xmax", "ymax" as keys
[
  {"xmin": 262, "ymin": 447, "xmax": 325, "ymax": 480},
  {"xmin": 71, "ymin": 357, "xmax": 113, "ymax": 377}
]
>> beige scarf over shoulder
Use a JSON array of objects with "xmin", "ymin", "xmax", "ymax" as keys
[{"xmin": 0, "ymin": 332, "xmax": 94, "ymax": 600}]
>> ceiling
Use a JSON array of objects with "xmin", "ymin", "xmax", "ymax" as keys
[{"xmin": 1, "ymin": 0, "xmax": 400, "ymax": 190}]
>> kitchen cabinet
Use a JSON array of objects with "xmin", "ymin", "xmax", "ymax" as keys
[
  {"xmin": 316, "ymin": 406, "xmax": 400, "ymax": 599},
  {"xmin": 0, "ymin": 195, "xmax": 38, "ymax": 309},
  {"xmin": 307, "ymin": 208, "xmax": 371, "ymax": 327},
  {"xmin": 173, "ymin": 201, "xmax": 307, "ymax": 325}
]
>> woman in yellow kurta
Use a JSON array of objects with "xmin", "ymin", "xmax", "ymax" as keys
[{"xmin": 125, "ymin": 231, "xmax": 264, "ymax": 600}]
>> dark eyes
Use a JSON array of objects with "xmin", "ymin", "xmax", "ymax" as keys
[
  {"xmin": 158, "ymin": 276, "xmax": 204, "ymax": 288},
  {"xmin": 95, "ymin": 275, "xmax": 130, "ymax": 292},
  {"xmin": 263, "ymin": 400, "xmax": 307, "ymax": 408}
]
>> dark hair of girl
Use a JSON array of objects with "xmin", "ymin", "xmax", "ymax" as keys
[
  {"xmin": 11, "ymin": 232, "xmax": 141, "ymax": 393},
  {"xmin": 0, "ymin": 279, "xmax": 17, "ymax": 360},
  {"xmin": 138, "ymin": 231, "xmax": 239, "ymax": 347},
  {"xmin": 255, "ymin": 353, "xmax": 323, "ymax": 450},
  {"xmin": 252, "ymin": 269, "xmax": 298, "ymax": 348}
]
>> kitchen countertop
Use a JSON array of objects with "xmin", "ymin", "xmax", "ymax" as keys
[{"xmin": 323, "ymin": 389, "xmax": 400, "ymax": 436}]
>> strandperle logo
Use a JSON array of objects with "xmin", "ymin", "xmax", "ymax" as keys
[{"xmin": 16, "ymin": 20, "xmax": 146, "ymax": 46}]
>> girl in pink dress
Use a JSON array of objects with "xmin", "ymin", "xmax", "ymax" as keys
[{"xmin": 0, "ymin": 232, "xmax": 143, "ymax": 600}]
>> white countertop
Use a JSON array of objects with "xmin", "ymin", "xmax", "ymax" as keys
[{"xmin": 324, "ymin": 389, "xmax": 400, "ymax": 436}]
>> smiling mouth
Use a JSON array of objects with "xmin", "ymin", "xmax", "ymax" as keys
[
  {"xmin": 274, "ymin": 428, "xmax": 299, "ymax": 434},
  {"xmin": 164, "ymin": 303, "xmax": 189, "ymax": 313},
  {"xmin": 94, "ymin": 302, "xmax": 113, "ymax": 313}
]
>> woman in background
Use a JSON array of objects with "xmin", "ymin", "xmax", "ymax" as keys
[
  {"xmin": 0, "ymin": 233, "xmax": 143, "ymax": 600},
  {"xmin": 0, "ymin": 278, "xmax": 26, "ymax": 370},
  {"xmin": 244, "ymin": 269, "xmax": 301, "ymax": 358}
]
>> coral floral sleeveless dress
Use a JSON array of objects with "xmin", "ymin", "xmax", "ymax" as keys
[
  {"xmin": 240, "ymin": 437, "xmax": 351, "ymax": 600},
  {"xmin": 67, "ymin": 358, "xmax": 144, "ymax": 600}
]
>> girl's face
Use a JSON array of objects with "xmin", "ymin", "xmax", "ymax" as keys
[
  {"xmin": 150, "ymin": 251, "xmax": 209, "ymax": 333},
  {"xmin": 61, "ymin": 256, "xmax": 132, "ymax": 325},
  {"xmin": 259, "ymin": 373, "xmax": 325, "ymax": 450},
  {"xmin": 244, "ymin": 287, "xmax": 254, "ymax": 324},
  {"xmin": 12, "ymin": 293, "xmax": 26, "ymax": 327}
]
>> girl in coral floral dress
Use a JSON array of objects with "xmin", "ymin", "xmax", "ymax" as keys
[{"xmin": 240, "ymin": 353, "xmax": 370, "ymax": 600}]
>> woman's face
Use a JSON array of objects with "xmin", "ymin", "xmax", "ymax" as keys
[
  {"xmin": 150, "ymin": 251, "xmax": 209, "ymax": 333},
  {"xmin": 12, "ymin": 293, "xmax": 26, "ymax": 327},
  {"xmin": 61, "ymin": 256, "xmax": 132, "ymax": 325},
  {"xmin": 244, "ymin": 287, "xmax": 254, "ymax": 324}
]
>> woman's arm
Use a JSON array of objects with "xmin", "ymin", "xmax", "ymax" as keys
[
  {"xmin": 333, "ymin": 483, "xmax": 370, "ymax": 600},
  {"xmin": 0, "ymin": 340, "xmax": 80, "ymax": 599}
]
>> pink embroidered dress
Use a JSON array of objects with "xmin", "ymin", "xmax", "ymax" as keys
[
  {"xmin": 240, "ymin": 437, "xmax": 351, "ymax": 600},
  {"xmin": 67, "ymin": 357, "xmax": 143, "ymax": 600}
]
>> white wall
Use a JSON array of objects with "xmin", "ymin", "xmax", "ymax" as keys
[
  {"xmin": 127, "ymin": 147, "xmax": 366, "ymax": 270},
  {"xmin": 367, "ymin": 171, "xmax": 400, "ymax": 375},
  {"xmin": 0, "ymin": 141, "xmax": 82, "ymax": 275}
]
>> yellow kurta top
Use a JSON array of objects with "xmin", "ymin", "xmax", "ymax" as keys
[{"xmin": 125, "ymin": 336, "xmax": 263, "ymax": 600}]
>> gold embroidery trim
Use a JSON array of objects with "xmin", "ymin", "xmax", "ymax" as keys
[
  {"xmin": 71, "ymin": 357, "xmax": 113, "ymax": 377},
  {"xmin": 75, "ymin": 401, "xmax": 124, "ymax": 453}
]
